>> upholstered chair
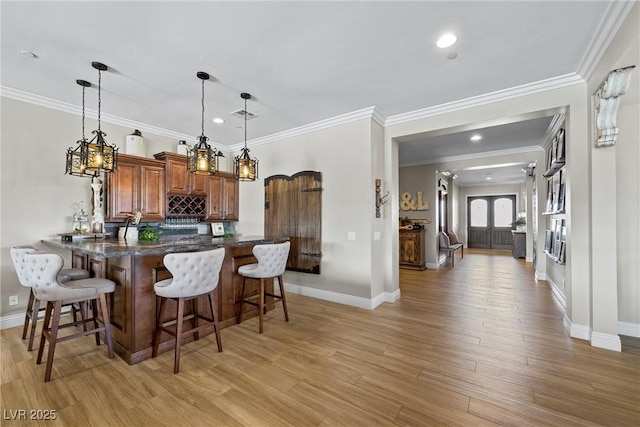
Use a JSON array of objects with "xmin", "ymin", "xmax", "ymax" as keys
[
  {"xmin": 236, "ymin": 241, "xmax": 290, "ymax": 333},
  {"xmin": 152, "ymin": 247, "xmax": 226, "ymax": 374},
  {"xmin": 24, "ymin": 252, "xmax": 115, "ymax": 382},
  {"xmin": 10, "ymin": 246, "xmax": 90, "ymax": 351}
]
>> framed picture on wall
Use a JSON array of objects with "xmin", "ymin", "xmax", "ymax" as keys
[{"xmin": 556, "ymin": 128, "xmax": 566, "ymax": 162}]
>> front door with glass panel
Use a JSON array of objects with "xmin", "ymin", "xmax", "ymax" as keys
[{"xmin": 467, "ymin": 195, "xmax": 516, "ymax": 249}]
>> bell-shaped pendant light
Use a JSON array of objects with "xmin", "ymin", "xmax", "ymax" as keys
[
  {"xmin": 187, "ymin": 71, "xmax": 224, "ymax": 175},
  {"xmin": 83, "ymin": 62, "xmax": 118, "ymax": 174},
  {"xmin": 234, "ymin": 92, "xmax": 258, "ymax": 181},
  {"xmin": 65, "ymin": 79, "xmax": 93, "ymax": 177}
]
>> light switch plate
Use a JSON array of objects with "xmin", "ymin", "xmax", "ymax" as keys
[
  {"xmin": 373, "ymin": 232, "xmax": 381, "ymax": 240},
  {"xmin": 347, "ymin": 232, "xmax": 356, "ymax": 241}
]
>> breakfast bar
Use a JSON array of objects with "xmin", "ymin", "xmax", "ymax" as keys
[{"xmin": 42, "ymin": 235, "xmax": 287, "ymax": 364}]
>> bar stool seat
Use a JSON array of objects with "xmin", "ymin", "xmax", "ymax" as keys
[
  {"xmin": 10, "ymin": 246, "xmax": 90, "ymax": 351},
  {"xmin": 236, "ymin": 241, "xmax": 290, "ymax": 333},
  {"xmin": 24, "ymin": 252, "xmax": 115, "ymax": 382},
  {"xmin": 152, "ymin": 248, "xmax": 225, "ymax": 374}
]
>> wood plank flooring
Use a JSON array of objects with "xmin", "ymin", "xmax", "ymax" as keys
[{"xmin": 2, "ymin": 249, "xmax": 639, "ymax": 426}]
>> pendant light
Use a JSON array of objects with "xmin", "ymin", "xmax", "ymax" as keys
[
  {"xmin": 234, "ymin": 92, "xmax": 258, "ymax": 181},
  {"xmin": 65, "ymin": 79, "xmax": 93, "ymax": 177},
  {"xmin": 187, "ymin": 71, "xmax": 224, "ymax": 175},
  {"xmin": 83, "ymin": 62, "xmax": 118, "ymax": 174}
]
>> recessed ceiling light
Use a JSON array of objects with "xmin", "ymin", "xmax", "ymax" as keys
[
  {"xmin": 436, "ymin": 33, "xmax": 457, "ymax": 49},
  {"xmin": 470, "ymin": 134, "xmax": 482, "ymax": 141},
  {"xmin": 447, "ymin": 52, "xmax": 458, "ymax": 60},
  {"xmin": 212, "ymin": 118, "xmax": 225, "ymax": 124},
  {"xmin": 21, "ymin": 50, "xmax": 38, "ymax": 58}
]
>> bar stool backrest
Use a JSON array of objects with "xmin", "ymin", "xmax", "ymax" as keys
[
  {"xmin": 162, "ymin": 248, "xmax": 226, "ymax": 298},
  {"xmin": 251, "ymin": 241, "xmax": 291, "ymax": 278},
  {"xmin": 10, "ymin": 246, "xmax": 37, "ymax": 288},
  {"xmin": 25, "ymin": 252, "xmax": 97, "ymax": 302}
]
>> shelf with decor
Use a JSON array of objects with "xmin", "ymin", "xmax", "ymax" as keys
[{"xmin": 542, "ymin": 127, "xmax": 567, "ymax": 265}]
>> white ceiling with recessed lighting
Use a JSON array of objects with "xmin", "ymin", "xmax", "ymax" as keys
[{"xmin": 0, "ymin": 1, "xmax": 630, "ymax": 185}]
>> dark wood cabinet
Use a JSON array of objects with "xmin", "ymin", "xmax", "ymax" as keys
[
  {"xmin": 512, "ymin": 231, "xmax": 526, "ymax": 259},
  {"xmin": 107, "ymin": 154, "xmax": 165, "ymax": 222},
  {"xmin": 399, "ymin": 229, "xmax": 426, "ymax": 270},
  {"xmin": 206, "ymin": 172, "xmax": 238, "ymax": 221},
  {"xmin": 154, "ymin": 152, "xmax": 206, "ymax": 196}
]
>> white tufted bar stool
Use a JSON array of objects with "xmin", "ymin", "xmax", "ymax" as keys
[
  {"xmin": 236, "ymin": 241, "xmax": 290, "ymax": 334},
  {"xmin": 10, "ymin": 246, "xmax": 91, "ymax": 351},
  {"xmin": 24, "ymin": 252, "xmax": 115, "ymax": 382},
  {"xmin": 152, "ymin": 247, "xmax": 225, "ymax": 374}
]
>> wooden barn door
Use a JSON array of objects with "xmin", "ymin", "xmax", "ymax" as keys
[{"xmin": 264, "ymin": 171, "xmax": 322, "ymax": 274}]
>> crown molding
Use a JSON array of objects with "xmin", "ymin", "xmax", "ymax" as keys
[
  {"xmin": 542, "ymin": 113, "xmax": 566, "ymax": 150},
  {"xmin": 399, "ymin": 145, "xmax": 543, "ymax": 168},
  {"xmin": 228, "ymin": 106, "xmax": 383, "ymax": 151},
  {"xmin": 1, "ymin": 86, "xmax": 197, "ymax": 143},
  {"xmin": 385, "ymin": 73, "xmax": 584, "ymax": 127},
  {"xmin": 575, "ymin": 0, "xmax": 636, "ymax": 81}
]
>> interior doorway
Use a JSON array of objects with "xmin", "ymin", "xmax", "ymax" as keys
[{"xmin": 467, "ymin": 195, "xmax": 516, "ymax": 249}]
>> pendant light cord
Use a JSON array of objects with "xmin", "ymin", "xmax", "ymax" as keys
[
  {"xmin": 81, "ymin": 85, "xmax": 86, "ymax": 140},
  {"xmin": 201, "ymin": 78, "xmax": 205, "ymax": 139},
  {"xmin": 97, "ymin": 68, "xmax": 101, "ymax": 131},
  {"xmin": 244, "ymin": 96, "xmax": 248, "ymax": 149}
]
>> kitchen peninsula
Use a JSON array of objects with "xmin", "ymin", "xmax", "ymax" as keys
[{"xmin": 42, "ymin": 235, "xmax": 287, "ymax": 364}]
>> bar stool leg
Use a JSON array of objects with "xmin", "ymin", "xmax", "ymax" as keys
[
  {"xmin": 91, "ymin": 299, "xmax": 100, "ymax": 346},
  {"xmin": 98, "ymin": 294, "xmax": 114, "ymax": 359},
  {"xmin": 192, "ymin": 298, "xmax": 200, "ymax": 341},
  {"xmin": 278, "ymin": 275, "xmax": 289, "ymax": 322},
  {"xmin": 27, "ymin": 298, "xmax": 41, "ymax": 351},
  {"xmin": 43, "ymin": 301, "xmax": 63, "ymax": 382},
  {"xmin": 237, "ymin": 276, "xmax": 247, "ymax": 324},
  {"xmin": 37, "ymin": 302, "xmax": 52, "ymax": 364},
  {"xmin": 152, "ymin": 297, "xmax": 167, "ymax": 357},
  {"xmin": 174, "ymin": 298, "xmax": 185, "ymax": 374},
  {"xmin": 22, "ymin": 289, "xmax": 35, "ymax": 339},
  {"xmin": 258, "ymin": 278, "xmax": 265, "ymax": 334},
  {"xmin": 208, "ymin": 292, "xmax": 223, "ymax": 352}
]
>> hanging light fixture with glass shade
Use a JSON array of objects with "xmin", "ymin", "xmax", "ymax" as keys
[
  {"xmin": 83, "ymin": 61, "xmax": 118, "ymax": 174},
  {"xmin": 234, "ymin": 92, "xmax": 258, "ymax": 182},
  {"xmin": 65, "ymin": 79, "xmax": 93, "ymax": 177},
  {"xmin": 187, "ymin": 71, "xmax": 224, "ymax": 175}
]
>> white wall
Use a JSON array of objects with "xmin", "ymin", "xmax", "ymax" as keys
[
  {"xmin": 237, "ymin": 118, "xmax": 380, "ymax": 301},
  {"xmin": 587, "ymin": 3, "xmax": 639, "ymax": 338}
]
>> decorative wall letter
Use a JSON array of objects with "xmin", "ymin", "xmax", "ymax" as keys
[{"xmin": 400, "ymin": 192, "xmax": 430, "ymax": 211}]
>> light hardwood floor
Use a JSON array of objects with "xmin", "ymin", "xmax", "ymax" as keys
[{"xmin": 2, "ymin": 249, "xmax": 639, "ymax": 426}]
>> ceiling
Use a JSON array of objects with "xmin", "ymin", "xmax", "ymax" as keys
[{"xmin": 0, "ymin": 1, "xmax": 625, "ymax": 185}]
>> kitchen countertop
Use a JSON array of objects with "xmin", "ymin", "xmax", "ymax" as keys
[{"xmin": 42, "ymin": 235, "xmax": 288, "ymax": 258}]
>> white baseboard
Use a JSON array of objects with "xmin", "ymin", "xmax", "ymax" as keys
[
  {"xmin": 284, "ymin": 282, "xmax": 399, "ymax": 310},
  {"xmin": 0, "ymin": 306, "xmax": 73, "ymax": 331},
  {"xmin": 591, "ymin": 331, "xmax": 622, "ymax": 352},
  {"xmin": 546, "ymin": 278, "xmax": 566, "ymax": 309},
  {"xmin": 535, "ymin": 270, "xmax": 547, "ymax": 281},
  {"xmin": 0, "ymin": 312, "xmax": 25, "ymax": 330},
  {"xmin": 618, "ymin": 321, "xmax": 640, "ymax": 338},
  {"xmin": 426, "ymin": 263, "xmax": 440, "ymax": 269},
  {"xmin": 564, "ymin": 315, "xmax": 592, "ymax": 341}
]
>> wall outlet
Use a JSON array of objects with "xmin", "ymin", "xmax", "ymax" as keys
[{"xmin": 9, "ymin": 295, "xmax": 19, "ymax": 306}]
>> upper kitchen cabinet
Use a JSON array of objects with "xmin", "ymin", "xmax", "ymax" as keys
[
  {"xmin": 206, "ymin": 173, "xmax": 238, "ymax": 221},
  {"xmin": 107, "ymin": 154, "xmax": 166, "ymax": 222},
  {"xmin": 154, "ymin": 152, "xmax": 206, "ymax": 196}
]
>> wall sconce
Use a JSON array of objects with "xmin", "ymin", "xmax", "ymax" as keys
[
  {"xmin": 594, "ymin": 65, "xmax": 636, "ymax": 148},
  {"xmin": 375, "ymin": 179, "xmax": 389, "ymax": 218}
]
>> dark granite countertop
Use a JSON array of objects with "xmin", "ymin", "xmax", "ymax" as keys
[{"xmin": 42, "ymin": 235, "xmax": 288, "ymax": 258}]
